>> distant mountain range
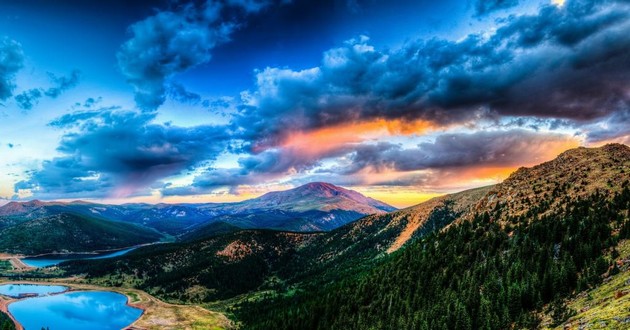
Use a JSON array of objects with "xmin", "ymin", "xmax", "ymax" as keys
[
  {"xmin": 194, "ymin": 182, "xmax": 396, "ymax": 232},
  {"xmin": 0, "ymin": 182, "xmax": 396, "ymax": 254},
  {"xmin": 58, "ymin": 144, "xmax": 630, "ymax": 330}
]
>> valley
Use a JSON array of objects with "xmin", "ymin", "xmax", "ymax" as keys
[{"xmin": 0, "ymin": 144, "xmax": 629, "ymax": 329}]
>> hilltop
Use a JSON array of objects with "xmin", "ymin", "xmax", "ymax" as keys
[{"xmin": 474, "ymin": 143, "xmax": 630, "ymax": 220}]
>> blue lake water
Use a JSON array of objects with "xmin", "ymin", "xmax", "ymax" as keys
[
  {"xmin": 9, "ymin": 291, "xmax": 142, "ymax": 330},
  {"xmin": 0, "ymin": 284, "xmax": 68, "ymax": 298},
  {"xmin": 21, "ymin": 247, "xmax": 137, "ymax": 268}
]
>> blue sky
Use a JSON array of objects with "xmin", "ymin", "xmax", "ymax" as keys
[{"xmin": 0, "ymin": 0, "xmax": 628, "ymax": 207}]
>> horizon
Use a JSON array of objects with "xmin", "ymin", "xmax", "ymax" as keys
[
  {"xmin": 1, "ymin": 0, "xmax": 629, "ymax": 208},
  {"xmin": 0, "ymin": 179, "xmax": 445, "ymax": 208},
  {"xmin": 1, "ymin": 142, "xmax": 626, "ymax": 208}
]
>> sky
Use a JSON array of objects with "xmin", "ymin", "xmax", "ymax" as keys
[{"xmin": 0, "ymin": 0, "xmax": 628, "ymax": 208}]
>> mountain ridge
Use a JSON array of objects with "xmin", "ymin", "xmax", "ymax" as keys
[
  {"xmin": 0, "ymin": 182, "xmax": 397, "ymax": 234},
  {"xmin": 471, "ymin": 143, "xmax": 630, "ymax": 221}
]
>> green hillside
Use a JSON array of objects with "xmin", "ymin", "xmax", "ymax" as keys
[
  {"xmin": 61, "ymin": 230, "xmax": 319, "ymax": 302},
  {"xmin": 235, "ymin": 184, "xmax": 630, "ymax": 329},
  {"xmin": 59, "ymin": 188, "xmax": 480, "ymax": 303},
  {"xmin": 0, "ymin": 213, "xmax": 162, "ymax": 255}
]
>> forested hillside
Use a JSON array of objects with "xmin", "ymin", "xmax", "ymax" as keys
[
  {"xmin": 59, "ymin": 186, "xmax": 484, "ymax": 302},
  {"xmin": 236, "ymin": 185, "xmax": 630, "ymax": 329},
  {"xmin": 0, "ymin": 213, "xmax": 162, "ymax": 255},
  {"xmin": 62, "ymin": 230, "xmax": 321, "ymax": 302}
]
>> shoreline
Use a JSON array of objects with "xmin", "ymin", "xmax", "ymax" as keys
[
  {"xmin": 0, "ymin": 279, "xmax": 232, "ymax": 329},
  {"xmin": 0, "ymin": 242, "xmax": 162, "ymax": 270},
  {"xmin": 17, "ymin": 242, "xmax": 158, "ymax": 259},
  {"xmin": 0, "ymin": 280, "xmax": 145, "ymax": 330}
]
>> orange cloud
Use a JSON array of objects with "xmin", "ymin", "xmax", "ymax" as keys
[
  {"xmin": 345, "ymin": 137, "xmax": 581, "ymax": 207},
  {"xmin": 280, "ymin": 118, "xmax": 435, "ymax": 157}
]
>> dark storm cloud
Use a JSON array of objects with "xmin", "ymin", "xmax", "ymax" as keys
[
  {"xmin": 163, "ymin": 128, "xmax": 576, "ymax": 194},
  {"xmin": 14, "ymin": 157, "xmax": 115, "ymax": 198},
  {"xmin": 581, "ymin": 109, "xmax": 630, "ymax": 143},
  {"xmin": 235, "ymin": 0, "xmax": 630, "ymax": 147},
  {"xmin": 16, "ymin": 109, "xmax": 232, "ymax": 198},
  {"xmin": 161, "ymin": 138, "xmax": 362, "ymax": 196},
  {"xmin": 161, "ymin": 168, "xmax": 258, "ymax": 196},
  {"xmin": 226, "ymin": 0, "xmax": 271, "ymax": 13},
  {"xmin": 336, "ymin": 130, "xmax": 575, "ymax": 175},
  {"xmin": 117, "ymin": 0, "xmax": 272, "ymax": 111},
  {"xmin": 161, "ymin": 0, "xmax": 630, "ymax": 195},
  {"xmin": 19, "ymin": 0, "xmax": 630, "ymax": 198},
  {"xmin": 0, "ymin": 37, "xmax": 25, "ymax": 101},
  {"xmin": 162, "ymin": 147, "xmax": 340, "ymax": 196},
  {"xmin": 473, "ymin": 0, "xmax": 519, "ymax": 16}
]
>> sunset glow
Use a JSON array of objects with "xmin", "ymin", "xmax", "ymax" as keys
[{"xmin": 0, "ymin": 0, "xmax": 627, "ymax": 209}]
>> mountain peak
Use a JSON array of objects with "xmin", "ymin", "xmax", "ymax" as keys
[
  {"xmin": 291, "ymin": 182, "xmax": 350, "ymax": 197},
  {"xmin": 18, "ymin": 199, "xmax": 46, "ymax": 206},
  {"xmin": 0, "ymin": 199, "xmax": 51, "ymax": 216},
  {"xmin": 302, "ymin": 182, "xmax": 342, "ymax": 191},
  {"xmin": 252, "ymin": 182, "xmax": 396, "ymax": 213}
]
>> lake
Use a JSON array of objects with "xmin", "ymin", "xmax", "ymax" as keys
[
  {"xmin": 9, "ymin": 290, "xmax": 142, "ymax": 330},
  {"xmin": 0, "ymin": 284, "xmax": 68, "ymax": 298},
  {"xmin": 21, "ymin": 247, "xmax": 137, "ymax": 268}
]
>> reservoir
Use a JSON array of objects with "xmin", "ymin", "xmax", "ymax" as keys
[
  {"xmin": 0, "ymin": 284, "xmax": 68, "ymax": 298},
  {"xmin": 21, "ymin": 247, "xmax": 137, "ymax": 268},
  {"xmin": 8, "ymin": 290, "xmax": 142, "ymax": 330}
]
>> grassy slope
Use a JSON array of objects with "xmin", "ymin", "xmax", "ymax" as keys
[
  {"xmin": 473, "ymin": 144, "xmax": 630, "ymax": 221},
  {"xmin": 234, "ymin": 185, "xmax": 630, "ymax": 329},
  {"xmin": 0, "ymin": 213, "xmax": 162, "ymax": 254},
  {"xmin": 59, "ymin": 185, "xmax": 487, "ymax": 304},
  {"xmin": 551, "ymin": 240, "xmax": 630, "ymax": 329}
]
